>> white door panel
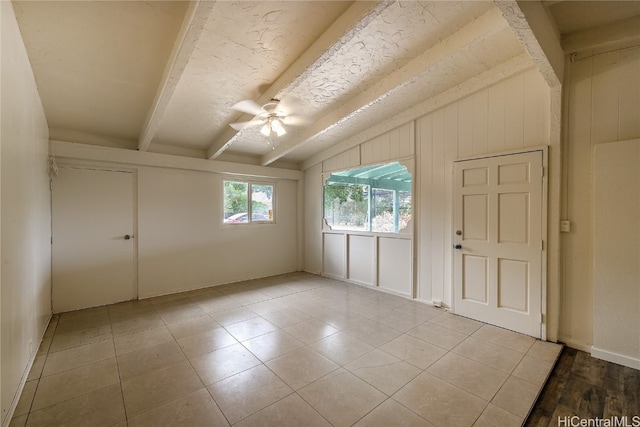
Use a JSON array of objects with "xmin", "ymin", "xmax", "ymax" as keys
[
  {"xmin": 52, "ymin": 167, "xmax": 136, "ymax": 312},
  {"xmin": 454, "ymin": 151, "xmax": 543, "ymax": 338}
]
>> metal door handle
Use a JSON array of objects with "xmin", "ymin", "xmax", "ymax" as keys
[
  {"xmin": 454, "ymin": 244, "xmax": 462, "ymax": 250},
  {"xmin": 124, "ymin": 234, "xmax": 133, "ymax": 240}
]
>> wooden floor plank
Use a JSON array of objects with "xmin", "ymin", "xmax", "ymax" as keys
[{"xmin": 525, "ymin": 347, "xmax": 640, "ymax": 427}]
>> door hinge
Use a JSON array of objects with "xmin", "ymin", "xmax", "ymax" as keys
[
  {"xmin": 541, "ymin": 240, "xmax": 544, "ymax": 250},
  {"xmin": 51, "ymin": 236, "xmax": 53, "ymax": 245},
  {"xmin": 541, "ymin": 166, "xmax": 544, "ymax": 178}
]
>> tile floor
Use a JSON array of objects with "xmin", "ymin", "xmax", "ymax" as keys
[{"xmin": 10, "ymin": 272, "xmax": 562, "ymax": 427}]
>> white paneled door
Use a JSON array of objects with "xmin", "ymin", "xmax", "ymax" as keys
[
  {"xmin": 52, "ymin": 167, "xmax": 136, "ymax": 313},
  {"xmin": 453, "ymin": 151, "xmax": 543, "ymax": 338}
]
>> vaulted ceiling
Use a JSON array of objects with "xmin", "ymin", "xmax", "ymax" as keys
[{"xmin": 12, "ymin": 1, "xmax": 640, "ymax": 169}]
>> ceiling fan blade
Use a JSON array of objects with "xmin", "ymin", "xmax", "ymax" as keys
[
  {"xmin": 279, "ymin": 96, "xmax": 307, "ymax": 115},
  {"xmin": 229, "ymin": 118, "xmax": 266, "ymax": 131},
  {"xmin": 231, "ymin": 100, "xmax": 265, "ymax": 116},
  {"xmin": 282, "ymin": 115, "xmax": 311, "ymax": 126}
]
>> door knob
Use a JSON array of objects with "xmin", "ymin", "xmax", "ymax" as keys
[
  {"xmin": 124, "ymin": 234, "xmax": 132, "ymax": 240},
  {"xmin": 454, "ymin": 244, "xmax": 462, "ymax": 250}
]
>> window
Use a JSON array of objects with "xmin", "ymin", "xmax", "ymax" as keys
[
  {"xmin": 223, "ymin": 180, "xmax": 274, "ymax": 224},
  {"xmin": 323, "ymin": 161, "xmax": 412, "ymax": 233}
]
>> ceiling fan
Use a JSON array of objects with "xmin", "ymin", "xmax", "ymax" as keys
[{"xmin": 229, "ymin": 98, "xmax": 309, "ymax": 137}]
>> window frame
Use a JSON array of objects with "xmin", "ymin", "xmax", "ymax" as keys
[
  {"xmin": 222, "ymin": 178, "xmax": 276, "ymax": 225},
  {"xmin": 322, "ymin": 161, "xmax": 412, "ymax": 234}
]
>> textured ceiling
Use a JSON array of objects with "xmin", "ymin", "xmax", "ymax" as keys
[{"xmin": 11, "ymin": 0, "xmax": 639, "ymax": 169}]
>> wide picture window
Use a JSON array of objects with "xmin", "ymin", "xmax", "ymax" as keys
[
  {"xmin": 323, "ymin": 161, "xmax": 412, "ymax": 233},
  {"xmin": 223, "ymin": 180, "xmax": 274, "ymax": 224}
]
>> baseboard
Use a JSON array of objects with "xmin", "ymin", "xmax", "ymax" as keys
[{"xmin": 591, "ymin": 346, "xmax": 640, "ymax": 370}]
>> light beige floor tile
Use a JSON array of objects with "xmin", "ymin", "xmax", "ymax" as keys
[
  {"xmin": 127, "ymin": 388, "xmax": 228, "ymax": 427},
  {"xmin": 379, "ymin": 334, "xmax": 447, "ymax": 369},
  {"xmin": 166, "ymin": 315, "xmax": 221, "ymax": 340},
  {"xmin": 473, "ymin": 403, "xmax": 523, "ymax": 427},
  {"xmin": 191, "ymin": 342, "xmax": 261, "ymax": 385},
  {"xmin": 408, "ymin": 323, "xmax": 468, "ymax": 350},
  {"xmin": 121, "ymin": 361, "xmax": 204, "ymax": 417},
  {"xmin": 512, "ymin": 355, "xmax": 554, "ymax": 387},
  {"xmin": 36, "ymin": 337, "xmax": 52, "ymax": 357},
  {"xmin": 371, "ymin": 310, "xmax": 426, "ymax": 333},
  {"xmin": 314, "ymin": 309, "xmax": 367, "ymax": 330},
  {"xmin": 246, "ymin": 299, "xmax": 290, "ymax": 316},
  {"xmin": 196, "ymin": 295, "xmax": 244, "ymax": 314},
  {"xmin": 346, "ymin": 349, "xmax": 421, "ymax": 395},
  {"xmin": 224, "ymin": 317, "xmax": 278, "ymax": 341},
  {"xmin": 527, "ymin": 340, "xmax": 563, "ymax": 363},
  {"xmin": 393, "ymin": 303, "xmax": 443, "ymax": 321},
  {"xmin": 113, "ymin": 325, "xmax": 173, "ymax": 355},
  {"xmin": 311, "ymin": 332, "xmax": 374, "ymax": 365},
  {"xmin": 211, "ymin": 307, "xmax": 259, "ymax": 326},
  {"xmin": 41, "ymin": 338, "xmax": 115, "ymax": 377},
  {"xmin": 9, "ymin": 414, "xmax": 27, "ymax": 427},
  {"xmin": 31, "ymin": 358, "xmax": 120, "ymax": 411},
  {"xmin": 108, "ymin": 299, "xmax": 155, "ymax": 315},
  {"xmin": 55, "ymin": 312, "xmax": 111, "ymax": 335},
  {"xmin": 110, "ymin": 312, "xmax": 165, "ymax": 336},
  {"xmin": 117, "ymin": 340, "xmax": 186, "ymax": 381},
  {"xmin": 344, "ymin": 321, "xmax": 402, "ymax": 347},
  {"xmin": 26, "ymin": 355, "xmax": 46, "ymax": 381},
  {"xmin": 208, "ymin": 364, "xmax": 293, "ymax": 424},
  {"xmin": 58, "ymin": 306, "xmax": 109, "ymax": 322},
  {"xmin": 233, "ymin": 393, "xmax": 330, "ymax": 427},
  {"xmin": 266, "ymin": 346, "xmax": 339, "ymax": 390},
  {"xmin": 154, "ymin": 300, "xmax": 208, "ymax": 324},
  {"xmin": 472, "ymin": 324, "xmax": 536, "ymax": 353},
  {"xmin": 25, "ymin": 384, "xmax": 125, "ymax": 427},
  {"xmin": 48, "ymin": 324, "xmax": 113, "ymax": 353},
  {"xmin": 427, "ymin": 352, "xmax": 508, "ymax": 401},
  {"xmin": 354, "ymin": 399, "xmax": 435, "ymax": 427},
  {"xmin": 177, "ymin": 327, "xmax": 237, "ymax": 359},
  {"xmin": 282, "ymin": 318, "xmax": 339, "ymax": 344},
  {"xmin": 394, "ymin": 372, "xmax": 487, "ymax": 427},
  {"xmin": 241, "ymin": 330, "xmax": 304, "ymax": 362},
  {"xmin": 298, "ymin": 369, "xmax": 386, "ymax": 427},
  {"xmin": 14, "ymin": 380, "xmax": 37, "ymax": 417},
  {"xmin": 453, "ymin": 336, "xmax": 525, "ymax": 373},
  {"xmin": 430, "ymin": 312, "xmax": 484, "ymax": 335},
  {"xmin": 261, "ymin": 307, "xmax": 311, "ymax": 328},
  {"xmin": 491, "ymin": 375, "xmax": 540, "ymax": 418}
]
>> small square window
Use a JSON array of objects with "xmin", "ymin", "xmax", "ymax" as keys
[{"xmin": 223, "ymin": 180, "xmax": 274, "ymax": 224}]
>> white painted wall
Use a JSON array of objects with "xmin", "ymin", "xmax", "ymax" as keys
[
  {"xmin": 562, "ymin": 46, "xmax": 640, "ymax": 351},
  {"xmin": 49, "ymin": 148, "xmax": 300, "ymax": 300},
  {"xmin": 137, "ymin": 166, "xmax": 299, "ymax": 297},
  {"xmin": 592, "ymin": 139, "xmax": 639, "ymax": 369},
  {"xmin": 0, "ymin": 2, "xmax": 52, "ymax": 424},
  {"xmin": 304, "ymin": 67, "xmax": 551, "ymax": 311}
]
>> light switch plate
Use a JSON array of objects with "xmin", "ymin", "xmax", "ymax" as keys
[{"xmin": 560, "ymin": 220, "xmax": 571, "ymax": 233}]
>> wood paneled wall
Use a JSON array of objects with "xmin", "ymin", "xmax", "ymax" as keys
[
  {"xmin": 562, "ymin": 46, "xmax": 640, "ymax": 351},
  {"xmin": 416, "ymin": 68, "xmax": 550, "ymax": 307}
]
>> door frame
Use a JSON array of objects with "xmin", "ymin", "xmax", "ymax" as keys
[
  {"xmin": 54, "ymin": 163, "xmax": 139, "ymax": 303},
  {"xmin": 451, "ymin": 146, "xmax": 548, "ymax": 340}
]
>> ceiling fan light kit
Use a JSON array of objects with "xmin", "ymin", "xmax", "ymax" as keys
[{"xmin": 230, "ymin": 98, "xmax": 306, "ymax": 139}]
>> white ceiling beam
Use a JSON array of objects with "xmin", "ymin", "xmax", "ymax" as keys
[
  {"xmin": 493, "ymin": 0, "xmax": 564, "ymax": 88},
  {"xmin": 301, "ymin": 54, "xmax": 533, "ymax": 171},
  {"xmin": 206, "ymin": 0, "xmax": 394, "ymax": 160},
  {"xmin": 562, "ymin": 16, "xmax": 640, "ymax": 53},
  {"xmin": 261, "ymin": 7, "xmax": 508, "ymax": 166},
  {"xmin": 137, "ymin": 1, "xmax": 214, "ymax": 152}
]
